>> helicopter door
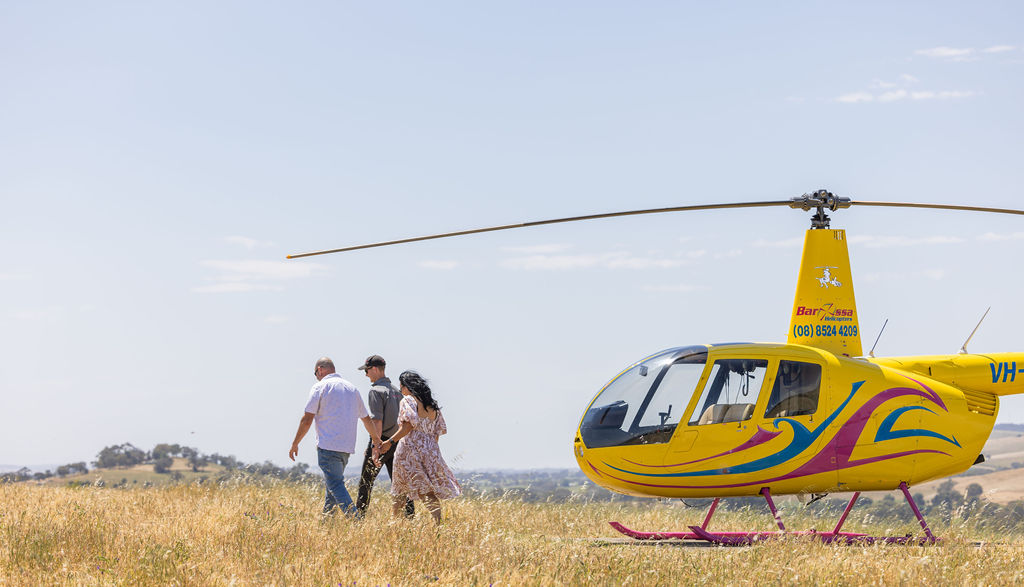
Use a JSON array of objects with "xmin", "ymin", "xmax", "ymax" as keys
[
  {"xmin": 687, "ymin": 359, "xmax": 769, "ymax": 426},
  {"xmin": 761, "ymin": 359, "xmax": 837, "ymax": 493}
]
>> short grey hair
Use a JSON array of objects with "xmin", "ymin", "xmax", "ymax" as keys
[{"xmin": 315, "ymin": 357, "xmax": 335, "ymax": 371}]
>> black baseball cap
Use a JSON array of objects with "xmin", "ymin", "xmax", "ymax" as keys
[{"xmin": 358, "ymin": 355, "xmax": 386, "ymax": 371}]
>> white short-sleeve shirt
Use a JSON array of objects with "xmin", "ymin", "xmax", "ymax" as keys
[{"xmin": 304, "ymin": 373, "xmax": 368, "ymax": 453}]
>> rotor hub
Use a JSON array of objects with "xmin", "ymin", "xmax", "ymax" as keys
[{"xmin": 789, "ymin": 190, "xmax": 852, "ymax": 229}]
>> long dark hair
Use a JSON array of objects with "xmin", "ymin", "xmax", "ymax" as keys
[{"xmin": 399, "ymin": 370, "xmax": 440, "ymax": 411}]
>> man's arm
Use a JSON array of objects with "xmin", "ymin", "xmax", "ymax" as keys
[
  {"xmin": 360, "ymin": 415, "xmax": 384, "ymax": 446},
  {"xmin": 289, "ymin": 412, "xmax": 315, "ymax": 461}
]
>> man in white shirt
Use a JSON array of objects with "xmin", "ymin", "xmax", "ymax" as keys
[{"xmin": 289, "ymin": 357, "xmax": 383, "ymax": 515}]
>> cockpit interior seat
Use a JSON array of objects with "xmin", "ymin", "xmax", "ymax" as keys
[
  {"xmin": 765, "ymin": 394, "xmax": 817, "ymax": 418},
  {"xmin": 698, "ymin": 404, "xmax": 729, "ymax": 425},
  {"xmin": 698, "ymin": 403, "xmax": 754, "ymax": 425},
  {"xmin": 722, "ymin": 403, "xmax": 753, "ymax": 423}
]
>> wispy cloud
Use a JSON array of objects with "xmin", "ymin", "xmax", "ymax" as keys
[
  {"xmin": 193, "ymin": 259, "xmax": 326, "ymax": 293},
  {"xmin": 500, "ymin": 250, "xmax": 692, "ymax": 271},
  {"xmin": 862, "ymin": 269, "xmax": 947, "ymax": 282},
  {"xmin": 978, "ymin": 231, "xmax": 1024, "ymax": 242},
  {"xmin": 641, "ymin": 284, "xmax": 707, "ymax": 293},
  {"xmin": 418, "ymin": 260, "xmax": 459, "ymax": 270},
  {"xmin": 500, "ymin": 244, "xmax": 572, "ymax": 254},
  {"xmin": 835, "ymin": 92, "xmax": 874, "ymax": 104},
  {"xmin": 752, "ymin": 237, "xmax": 802, "ymax": 248},
  {"xmin": 10, "ymin": 306, "xmax": 65, "ymax": 322},
  {"xmin": 916, "ymin": 45, "xmax": 1017, "ymax": 61},
  {"xmin": 849, "ymin": 235, "xmax": 965, "ymax": 248},
  {"xmin": 192, "ymin": 282, "xmax": 283, "ymax": 294},
  {"xmin": 915, "ymin": 46, "xmax": 976, "ymax": 60},
  {"xmin": 836, "ymin": 87, "xmax": 977, "ymax": 103},
  {"xmin": 0, "ymin": 273, "xmax": 30, "ymax": 281},
  {"xmin": 836, "ymin": 68, "xmax": 978, "ymax": 104},
  {"xmin": 265, "ymin": 315, "xmax": 290, "ymax": 324},
  {"xmin": 224, "ymin": 236, "xmax": 275, "ymax": 250}
]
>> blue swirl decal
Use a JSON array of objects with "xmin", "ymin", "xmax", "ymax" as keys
[{"xmin": 874, "ymin": 406, "xmax": 960, "ymax": 447}]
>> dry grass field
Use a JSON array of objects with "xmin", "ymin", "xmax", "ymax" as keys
[{"xmin": 3, "ymin": 481, "xmax": 1024, "ymax": 585}]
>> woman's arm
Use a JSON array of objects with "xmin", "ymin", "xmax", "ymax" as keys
[{"xmin": 381, "ymin": 420, "xmax": 413, "ymax": 450}]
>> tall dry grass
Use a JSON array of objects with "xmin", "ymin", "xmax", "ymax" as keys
[{"xmin": 2, "ymin": 481, "xmax": 1024, "ymax": 585}]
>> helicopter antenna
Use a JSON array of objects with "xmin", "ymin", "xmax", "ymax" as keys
[
  {"xmin": 959, "ymin": 307, "xmax": 991, "ymax": 354},
  {"xmin": 868, "ymin": 319, "xmax": 888, "ymax": 358}
]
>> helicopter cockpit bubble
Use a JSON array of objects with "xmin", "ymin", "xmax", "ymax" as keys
[{"xmin": 580, "ymin": 346, "xmax": 708, "ymax": 449}]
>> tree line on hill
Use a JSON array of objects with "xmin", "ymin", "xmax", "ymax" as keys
[{"xmin": 0, "ymin": 442, "xmax": 314, "ymax": 484}]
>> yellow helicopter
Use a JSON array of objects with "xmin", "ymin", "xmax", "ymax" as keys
[{"xmin": 289, "ymin": 190, "xmax": 1024, "ymax": 544}]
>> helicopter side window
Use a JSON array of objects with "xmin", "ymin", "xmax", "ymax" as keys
[
  {"xmin": 764, "ymin": 361, "xmax": 821, "ymax": 418},
  {"xmin": 688, "ymin": 359, "xmax": 768, "ymax": 426}
]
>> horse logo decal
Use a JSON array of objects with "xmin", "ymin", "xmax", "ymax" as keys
[{"xmin": 816, "ymin": 266, "xmax": 842, "ymax": 289}]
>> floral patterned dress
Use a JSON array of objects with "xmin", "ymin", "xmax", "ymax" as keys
[{"xmin": 391, "ymin": 395, "xmax": 461, "ymax": 501}]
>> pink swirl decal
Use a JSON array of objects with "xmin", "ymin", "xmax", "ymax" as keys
[{"xmin": 622, "ymin": 426, "xmax": 783, "ymax": 469}]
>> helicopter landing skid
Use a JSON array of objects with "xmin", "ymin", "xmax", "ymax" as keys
[{"xmin": 609, "ymin": 483, "xmax": 940, "ymax": 546}]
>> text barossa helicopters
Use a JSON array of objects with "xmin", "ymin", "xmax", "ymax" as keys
[{"xmin": 290, "ymin": 190, "xmax": 1024, "ymax": 544}]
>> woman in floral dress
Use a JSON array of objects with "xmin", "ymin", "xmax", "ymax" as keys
[{"xmin": 377, "ymin": 371, "xmax": 460, "ymax": 523}]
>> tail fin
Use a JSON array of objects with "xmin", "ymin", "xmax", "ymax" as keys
[{"xmin": 787, "ymin": 229, "xmax": 863, "ymax": 357}]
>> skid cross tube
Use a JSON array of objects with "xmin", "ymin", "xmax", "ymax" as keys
[{"xmin": 609, "ymin": 484, "xmax": 940, "ymax": 545}]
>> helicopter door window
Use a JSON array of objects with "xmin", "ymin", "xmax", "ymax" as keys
[
  {"xmin": 688, "ymin": 359, "xmax": 769, "ymax": 426},
  {"xmin": 763, "ymin": 361, "xmax": 821, "ymax": 418}
]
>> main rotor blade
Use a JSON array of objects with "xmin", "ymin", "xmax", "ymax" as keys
[
  {"xmin": 852, "ymin": 201, "xmax": 1024, "ymax": 216},
  {"xmin": 287, "ymin": 200, "xmax": 791, "ymax": 259}
]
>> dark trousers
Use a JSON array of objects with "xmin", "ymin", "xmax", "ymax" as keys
[{"xmin": 356, "ymin": 440, "xmax": 414, "ymax": 517}]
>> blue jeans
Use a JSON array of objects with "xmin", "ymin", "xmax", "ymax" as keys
[{"xmin": 317, "ymin": 448, "xmax": 353, "ymax": 515}]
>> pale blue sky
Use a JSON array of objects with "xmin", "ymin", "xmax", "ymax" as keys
[{"xmin": 2, "ymin": 2, "xmax": 1022, "ymax": 470}]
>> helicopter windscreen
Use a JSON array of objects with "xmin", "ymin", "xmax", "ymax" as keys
[{"xmin": 580, "ymin": 347, "xmax": 708, "ymax": 448}]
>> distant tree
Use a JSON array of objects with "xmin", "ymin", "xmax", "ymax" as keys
[
  {"xmin": 219, "ymin": 455, "xmax": 239, "ymax": 470},
  {"xmin": 152, "ymin": 443, "xmax": 182, "ymax": 460},
  {"xmin": 966, "ymin": 483, "xmax": 984, "ymax": 500},
  {"xmin": 932, "ymin": 479, "xmax": 963, "ymax": 508},
  {"xmin": 153, "ymin": 456, "xmax": 174, "ymax": 474},
  {"xmin": 188, "ymin": 453, "xmax": 208, "ymax": 472},
  {"xmin": 94, "ymin": 443, "xmax": 146, "ymax": 469},
  {"xmin": 1, "ymin": 467, "xmax": 34, "ymax": 483}
]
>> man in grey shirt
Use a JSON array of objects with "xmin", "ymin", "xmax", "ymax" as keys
[{"xmin": 355, "ymin": 354, "xmax": 414, "ymax": 517}]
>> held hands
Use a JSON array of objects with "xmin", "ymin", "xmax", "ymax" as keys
[{"xmin": 372, "ymin": 438, "xmax": 392, "ymax": 467}]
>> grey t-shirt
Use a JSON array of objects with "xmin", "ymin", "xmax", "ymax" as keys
[{"xmin": 367, "ymin": 376, "xmax": 402, "ymax": 438}]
